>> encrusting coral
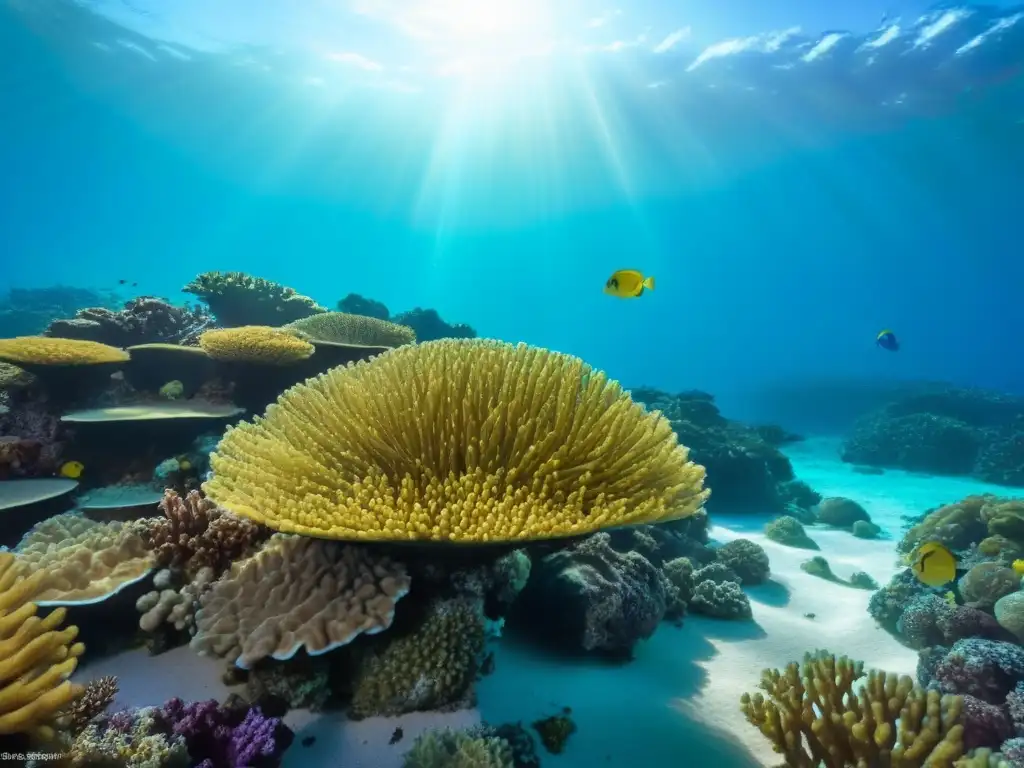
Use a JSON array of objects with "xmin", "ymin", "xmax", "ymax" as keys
[
  {"xmin": 191, "ymin": 533, "xmax": 411, "ymax": 669},
  {"xmin": 284, "ymin": 311, "xmax": 416, "ymax": 347},
  {"xmin": 350, "ymin": 597, "xmax": 485, "ymax": 718},
  {"xmin": 203, "ymin": 339, "xmax": 709, "ymax": 543},
  {"xmin": 137, "ymin": 489, "xmax": 267, "ymax": 578},
  {"xmin": 0, "ymin": 551, "xmax": 85, "ymax": 740},
  {"xmin": 198, "ymin": 326, "xmax": 314, "ymax": 365},
  {"xmin": 12, "ymin": 513, "xmax": 154, "ymax": 605},
  {"xmin": 740, "ymin": 650, "xmax": 966, "ymax": 767},
  {"xmin": 0, "ymin": 336, "xmax": 129, "ymax": 366}
]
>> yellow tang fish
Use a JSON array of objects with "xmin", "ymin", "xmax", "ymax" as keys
[
  {"xmin": 59, "ymin": 460, "xmax": 84, "ymax": 479},
  {"xmin": 1012, "ymin": 559, "xmax": 1024, "ymax": 576},
  {"xmin": 910, "ymin": 541, "xmax": 957, "ymax": 588},
  {"xmin": 604, "ymin": 269, "xmax": 655, "ymax": 299}
]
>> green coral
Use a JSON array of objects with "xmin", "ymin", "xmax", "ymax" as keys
[
  {"xmin": 532, "ymin": 712, "xmax": 577, "ymax": 755},
  {"xmin": 403, "ymin": 728, "xmax": 514, "ymax": 768},
  {"xmin": 898, "ymin": 495, "xmax": 990, "ymax": 554},
  {"xmin": 765, "ymin": 516, "xmax": 819, "ymax": 550},
  {"xmin": 800, "ymin": 556, "xmax": 838, "ymax": 582},
  {"xmin": 67, "ymin": 708, "xmax": 188, "ymax": 767},
  {"xmin": 982, "ymin": 499, "xmax": 1024, "ymax": 540},
  {"xmin": 849, "ymin": 571, "xmax": 879, "ymax": 590},
  {"xmin": 183, "ymin": 271, "xmax": 325, "ymax": 327},
  {"xmin": 958, "ymin": 562, "xmax": 1019, "ymax": 609},
  {"xmin": 284, "ymin": 311, "xmax": 416, "ymax": 347},
  {"xmin": 816, "ymin": 497, "xmax": 871, "ymax": 528},
  {"xmin": 350, "ymin": 598, "xmax": 485, "ymax": 718},
  {"xmin": 246, "ymin": 658, "xmax": 331, "ymax": 711},
  {"xmin": 715, "ymin": 539, "xmax": 770, "ymax": 585},
  {"xmin": 852, "ymin": 520, "xmax": 881, "ymax": 539}
]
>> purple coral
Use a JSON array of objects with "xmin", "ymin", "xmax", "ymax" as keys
[
  {"xmin": 961, "ymin": 694, "xmax": 1013, "ymax": 750},
  {"xmin": 160, "ymin": 697, "xmax": 291, "ymax": 768},
  {"xmin": 933, "ymin": 639, "xmax": 1024, "ymax": 705}
]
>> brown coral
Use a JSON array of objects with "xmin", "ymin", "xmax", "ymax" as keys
[
  {"xmin": 739, "ymin": 650, "xmax": 965, "ymax": 767},
  {"xmin": 198, "ymin": 326, "xmax": 314, "ymax": 365},
  {"xmin": 0, "ymin": 551, "xmax": 85, "ymax": 739},
  {"xmin": 0, "ymin": 336, "xmax": 129, "ymax": 366},
  {"xmin": 204, "ymin": 339, "xmax": 709, "ymax": 544},
  {"xmin": 14, "ymin": 513, "xmax": 154, "ymax": 605},
  {"xmin": 137, "ymin": 489, "xmax": 267, "ymax": 577},
  {"xmin": 61, "ymin": 675, "xmax": 118, "ymax": 734},
  {"xmin": 190, "ymin": 534, "xmax": 411, "ymax": 669}
]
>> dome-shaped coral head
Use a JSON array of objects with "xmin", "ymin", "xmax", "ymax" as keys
[{"xmin": 203, "ymin": 339, "xmax": 709, "ymax": 544}]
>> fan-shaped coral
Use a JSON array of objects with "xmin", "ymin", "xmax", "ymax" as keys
[
  {"xmin": 0, "ymin": 336, "xmax": 129, "ymax": 366},
  {"xmin": 0, "ymin": 552, "xmax": 85, "ymax": 739},
  {"xmin": 285, "ymin": 311, "xmax": 416, "ymax": 347},
  {"xmin": 190, "ymin": 534, "xmax": 410, "ymax": 669},
  {"xmin": 13, "ymin": 513, "xmax": 154, "ymax": 605},
  {"xmin": 203, "ymin": 339, "xmax": 709, "ymax": 543},
  {"xmin": 198, "ymin": 326, "xmax": 314, "ymax": 365}
]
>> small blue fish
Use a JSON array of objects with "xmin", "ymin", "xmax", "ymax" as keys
[{"xmin": 876, "ymin": 329, "xmax": 899, "ymax": 351}]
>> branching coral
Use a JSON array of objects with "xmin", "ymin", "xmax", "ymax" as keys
[
  {"xmin": 350, "ymin": 597, "xmax": 485, "ymax": 718},
  {"xmin": 191, "ymin": 534, "xmax": 411, "ymax": 669},
  {"xmin": 403, "ymin": 727, "xmax": 514, "ymax": 768},
  {"xmin": 137, "ymin": 489, "xmax": 266, "ymax": 578},
  {"xmin": 0, "ymin": 552, "xmax": 85, "ymax": 739},
  {"xmin": 740, "ymin": 650, "xmax": 966, "ymax": 767},
  {"xmin": 13, "ymin": 513, "xmax": 154, "ymax": 605},
  {"xmin": 284, "ymin": 311, "xmax": 416, "ymax": 347},
  {"xmin": 204, "ymin": 339, "xmax": 709, "ymax": 543},
  {"xmin": 0, "ymin": 336, "xmax": 129, "ymax": 366},
  {"xmin": 61, "ymin": 675, "xmax": 118, "ymax": 734},
  {"xmin": 183, "ymin": 271, "xmax": 325, "ymax": 327},
  {"xmin": 198, "ymin": 326, "xmax": 314, "ymax": 365}
]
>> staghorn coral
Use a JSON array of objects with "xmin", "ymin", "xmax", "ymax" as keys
[
  {"xmin": 0, "ymin": 551, "xmax": 85, "ymax": 739},
  {"xmin": 191, "ymin": 534, "xmax": 411, "ymax": 669},
  {"xmin": 403, "ymin": 727, "xmax": 514, "ymax": 768},
  {"xmin": 138, "ymin": 489, "xmax": 266, "ymax": 578},
  {"xmin": 350, "ymin": 597, "xmax": 485, "ymax": 718},
  {"xmin": 204, "ymin": 339, "xmax": 709, "ymax": 544},
  {"xmin": 198, "ymin": 326, "xmax": 314, "ymax": 365},
  {"xmin": 13, "ymin": 513, "xmax": 154, "ymax": 605},
  {"xmin": 0, "ymin": 336, "xmax": 129, "ymax": 366},
  {"xmin": 740, "ymin": 650, "xmax": 966, "ymax": 767},
  {"xmin": 284, "ymin": 311, "xmax": 416, "ymax": 347},
  {"xmin": 61, "ymin": 675, "xmax": 118, "ymax": 734},
  {"xmin": 183, "ymin": 271, "xmax": 325, "ymax": 327}
]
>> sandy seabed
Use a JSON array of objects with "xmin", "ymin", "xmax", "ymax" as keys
[{"xmin": 76, "ymin": 437, "xmax": 1014, "ymax": 768}]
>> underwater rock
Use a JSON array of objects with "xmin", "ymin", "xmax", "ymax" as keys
[
  {"xmin": 816, "ymin": 496, "xmax": 871, "ymax": 528},
  {"xmin": 852, "ymin": 520, "xmax": 882, "ymax": 539},
  {"xmin": 516, "ymin": 532, "xmax": 670, "ymax": 655},
  {"xmin": 46, "ymin": 296, "xmax": 212, "ymax": 347},
  {"xmin": 336, "ymin": 292, "xmax": 390, "ymax": 320},
  {"xmin": 393, "ymin": 307, "xmax": 477, "ymax": 342}
]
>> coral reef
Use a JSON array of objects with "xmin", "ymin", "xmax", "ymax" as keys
[
  {"xmin": 690, "ymin": 579, "xmax": 752, "ymax": 619},
  {"xmin": 403, "ymin": 726, "xmax": 514, "ymax": 768},
  {"xmin": 183, "ymin": 271, "xmax": 325, "ymax": 327},
  {"xmin": 0, "ymin": 552, "xmax": 85, "ymax": 739},
  {"xmin": 160, "ymin": 696, "xmax": 291, "ymax": 767},
  {"xmin": 204, "ymin": 339, "xmax": 709, "ymax": 543},
  {"xmin": 198, "ymin": 326, "xmax": 314, "ymax": 365},
  {"xmin": 714, "ymin": 539, "xmax": 770, "ymax": 585},
  {"xmin": 0, "ymin": 336, "xmax": 129, "ymax": 366},
  {"xmin": 13, "ymin": 513, "xmax": 154, "ymax": 605},
  {"xmin": 349, "ymin": 597, "xmax": 485, "ymax": 718},
  {"xmin": 517, "ymin": 532, "xmax": 673, "ymax": 653},
  {"xmin": 740, "ymin": 650, "xmax": 966, "ymax": 766},
  {"xmin": 336, "ymin": 293, "xmax": 390, "ymax": 321},
  {"xmin": 840, "ymin": 385, "xmax": 1024, "ymax": 484},
  {"xmin": 61, "ymin": 675, "xmax": 118, "ymax": 734},
  {"xmin": 0, "ymin": 286, "xmax": 120, "ymax": 338},
  {"xmin": 137, "ymin": 489, "xmax": 267, "ymax": 577},
  {"xmin": 284, "ymin": 311, "xmax": 416, "ymax": 347},
  {"xmin": 65, "ymin": 706, "xmax": 189, "ymax": 767},
  {"xmin": 137, "ymin": 567, "xmax": 217, "ymax": 633},
  {"xmin": 191, "ymin": 534, "xmax": 410, "ymax": 669},
  {"xmin": 765, "ymin": 516, "xmax": 819, "ymax": 550},
  {"xmin": 630, "ymin": 388, "xmax": 819, "ymax": 513},
  {"xmin": 392, "ymin": 307, "xmax": 477, "ymax": 342},
  {"xmin": 46, "ymin": 297, "xmax": 212, "ymax": 347}
]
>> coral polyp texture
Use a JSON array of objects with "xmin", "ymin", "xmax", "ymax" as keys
[
  {"xmin": 13, "ymin": 513, "xmax": 155, "ymax": 605},
  {"xmin": 203, "ymin": 339, "xmax": 709, "ymax": 543},
  {"xmin": 0, "ymin": 336, "xmax": 129, "ymax": 366},
  {"xmin": 0, "ymin": 552, "xmax": 85, "ymax": 739},
  {"xmin": 740, "ymin": 650, "xmax": 966, "ymax": 767},
  {"xmin": 198, "ymin": 325, "xmax": 315, "ymax": 365},
  {"xmin": 284, "ymin": 311, "xmax": 416, "ymax": 347},
  {"xmin": 190, "ymin": 533, "xmax": 411, "ymax": 669}
]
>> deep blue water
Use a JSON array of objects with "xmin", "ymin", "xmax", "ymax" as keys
[{"xmin": 2, "ymin": 0, "xmax": 1023, "ymax": 425}]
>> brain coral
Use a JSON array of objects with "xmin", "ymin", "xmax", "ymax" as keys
[
  {"xmin": 13, "ymin": 513, "xmax": 154, "ymax": 605},
  {"xmin": 198, "ymin": 326, "xmax": 314, "ymax": 365},
  {"xmin": 203, "ymin": 339, "xmax": 709, "ymax": 543},
  {"xmin": 284, "ymin": 311, "xmax": 416, "ymax": 347},
  {"xmin": 191, "ymin": 533, "xmax": 411, "ymax": 669}
]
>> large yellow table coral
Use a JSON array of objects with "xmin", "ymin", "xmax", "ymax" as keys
[
  {"xmin": 0, "ymin": 552, "xmax": 84, "ymax": 740},
  {"xmin": 740, "ymin": 650, "xmax": 965, "ymax": 767},
  {"xmin": 204, "ymin": 339, "xmax": 709, "ymax": 543}
]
